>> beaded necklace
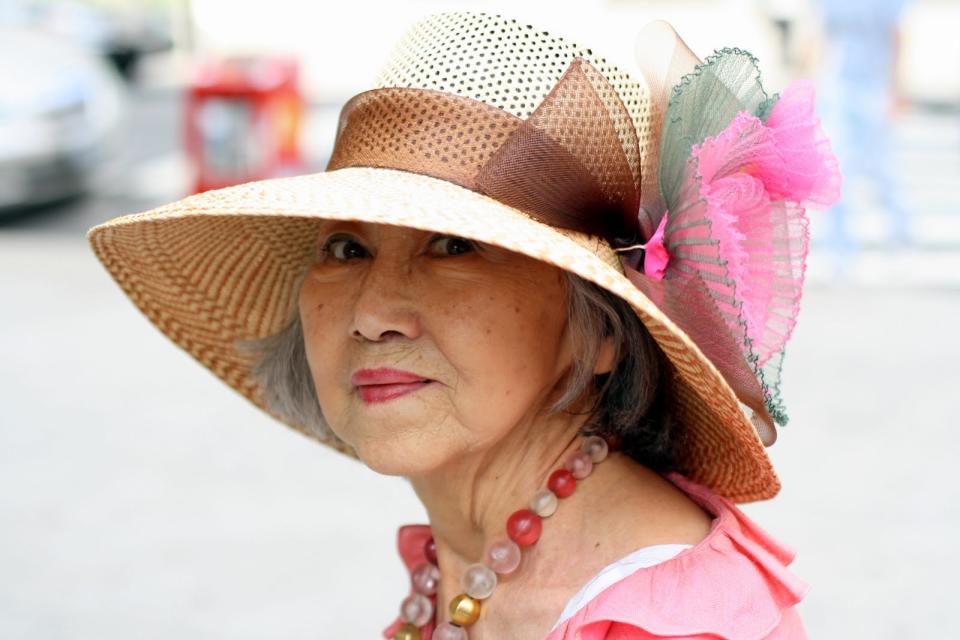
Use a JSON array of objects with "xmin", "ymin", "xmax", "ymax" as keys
[{"xmin": 391, "ymin": 434, "xmax": 620, "ymax": 640}]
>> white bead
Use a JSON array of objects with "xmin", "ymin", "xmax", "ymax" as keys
[
  {"xmin": 434, "ymin": 622, "xmax": 468, "ymax": 640},
  {"xmin": 411, "ymin": 562, "xmax": 440, "ymax": 596},
  {"xmin": 565, "ymin": 450, "xmax": 594, "ymax": 479},
  {"xmin": 581, "ymin": 435, "xmax": 609, "ymax": 463},
  {"xmin": 461, "ymin": 562, "xmax": 497, "ymax": 599},
  {"xmin": 486, "ymin": 539, "xmax": 521, "ymax": 574},
  {"xmin": 400, "ymin": 592, "xmax": 433, "ymax": 626},
  {"xmin": 530, "ymin": 488, "xmax": 558, "ymax": 517}
]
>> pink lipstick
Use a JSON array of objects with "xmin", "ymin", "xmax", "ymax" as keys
[{"xmin": 351, "ymin": 368, "xmax": 433, "ymax": 404}]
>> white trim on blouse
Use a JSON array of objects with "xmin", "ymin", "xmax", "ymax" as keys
[{"xmin": 549, "ymin": 543, "xmax": 694, "ymax": 631}]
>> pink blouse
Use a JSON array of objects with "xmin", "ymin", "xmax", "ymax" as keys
[{"xmin": 384, "ymin": 470, "xmax": 810, "ymax": 639}]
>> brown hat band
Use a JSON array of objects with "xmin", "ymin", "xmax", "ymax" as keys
[{"xmin": 326, "ymin": 57, "xmax": 645, "ymax": 247}]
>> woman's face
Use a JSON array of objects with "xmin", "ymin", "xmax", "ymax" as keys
[{"xmin": 298, "ymin": 221, "xmax": 588, "ymax": 475}]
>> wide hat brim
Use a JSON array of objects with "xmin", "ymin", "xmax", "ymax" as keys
[{"xmin": 87, "ymin": 164, "xmax": 780, "ymax": 502}]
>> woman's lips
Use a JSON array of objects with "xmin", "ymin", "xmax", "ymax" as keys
[
  {"xmin": 351, "ymin": 368, "xmax": 433, "ymax": 404},
  {"xmin": 356, "ymin": 381, "xmax": 432, "ymax": 404}
]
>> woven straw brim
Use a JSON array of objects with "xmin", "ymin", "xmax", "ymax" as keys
[{"xmin": 87, "ymin": 166, "xmax": 779, "ymax": 502}]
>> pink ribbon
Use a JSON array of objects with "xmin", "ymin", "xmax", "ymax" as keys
[{"xmin": 642, "ymin": 210, "xmax": 670, "ymax": 280}]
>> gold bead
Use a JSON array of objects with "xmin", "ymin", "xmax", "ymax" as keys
[
  {"xmin": 449, "ymin": 593, "xmax": 482, "ymax": 626},
  {"xmin": 392, "ymin": 623, "xmax": 421, "ymax": 640}
]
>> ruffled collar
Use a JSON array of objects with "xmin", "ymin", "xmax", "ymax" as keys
[{"xmin": 383, "ymin": 470, "xmax": 809, "ymax": 640}]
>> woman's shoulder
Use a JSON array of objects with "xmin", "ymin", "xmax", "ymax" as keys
[{"xmin": 543, "ymin": 470, "xmax": 810, "ymax": 640}]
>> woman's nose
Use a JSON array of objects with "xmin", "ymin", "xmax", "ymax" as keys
[{"xmin": 349, "ymin": 258, "xmax": 422, "ymax": 343}]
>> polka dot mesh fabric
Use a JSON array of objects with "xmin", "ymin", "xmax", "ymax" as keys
[
  {"xmin": 371, "ymin": 12, "xmax": 654, "ymax": 177},
  {"xmin": 330, "ymin": 12, "xmax": 654, "ymax": 248}
]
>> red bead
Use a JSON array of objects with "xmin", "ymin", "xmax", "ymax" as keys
[
  {"xmin": 548, "ymin": 468, "xmax": 576, "ymax": 498},
  {"xmin": 506, "ymin": 509, "xmax": 542, "ymax": 546},
  {"xmin": 424, "ymin": 537, "xmax": 437, "ymax": 564},
  {"xmin": 604, "ymin": 433, "xmax": 623, "ymax": 452}
]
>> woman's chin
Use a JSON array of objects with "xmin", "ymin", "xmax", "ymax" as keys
[{"xmin": 353, "ymin": 441, "xmax": 448, "ymax": 477}]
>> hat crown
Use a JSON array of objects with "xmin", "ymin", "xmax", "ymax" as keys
[{"xmin": 372, "ymin": 11, "xmax": 653, "ymax": 161}]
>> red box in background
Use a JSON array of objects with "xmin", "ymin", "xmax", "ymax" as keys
[{"xmin": 185, "ymin": 56, "xmax": 304, "ymax": 194}]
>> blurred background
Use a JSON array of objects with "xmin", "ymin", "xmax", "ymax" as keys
[{"xmin": 1, "ymin": 0, "xmax": 957, "ymax": 637}]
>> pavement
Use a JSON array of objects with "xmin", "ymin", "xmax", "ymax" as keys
[{"xmin": 1, "ymin": 85, "xmax": 958, "ymax": 638}]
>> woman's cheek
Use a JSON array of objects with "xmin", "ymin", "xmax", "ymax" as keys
[
  {"xmin": 300, "ymin": 291, "xmax": 350, "ymax": 409},
  {"xmin": 471, "ymin": 300, "xmax": 546, "ymax": 404},
  {"xmin": 301, "ymin": 306, "xmax": 329, "ymax": 373}
]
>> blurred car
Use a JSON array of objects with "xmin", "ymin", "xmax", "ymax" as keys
[
  {"xmin": 0, "ymin": 0, "xmax": 173, "ymax": 81},
  {"xmin": 0, "ymin": 27, "xmax": 125, "ymax": 211}
]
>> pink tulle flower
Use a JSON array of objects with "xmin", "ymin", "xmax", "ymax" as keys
[
  {"xmin": 669, "ymin": 79, "xmax": 842, "ymax": 365},
  {"xmin": 762, "ymin": 79, "xmax": 843, "ymax": 207}
]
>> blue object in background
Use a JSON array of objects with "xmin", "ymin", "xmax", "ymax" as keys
[{"xmin": 814, "ymin": 0, "xmax": 914, "ymax": 274}]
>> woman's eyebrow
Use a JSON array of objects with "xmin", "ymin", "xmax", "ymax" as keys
[{"xmin": 315, "ymin": 221, "xmax": 373, "ymax": 239}]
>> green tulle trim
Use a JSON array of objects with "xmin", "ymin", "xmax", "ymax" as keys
[
  {"xmin": 743, "ymin": 337, "xmax": 790, "ymax": 427},
  {"xmin": 658, "ymin": 46, "xmax": 794, "ymax": 426},
  {"xmin": 665, "ymin": 46, "xmax": 766, "ymax": 106},
  {"xmin": 756, "ymin": 91, "xmax": 781, "ymax": 123},
  {"xmin": 659, "ymin": 46, "xmax": 779, "ymax": 212}
]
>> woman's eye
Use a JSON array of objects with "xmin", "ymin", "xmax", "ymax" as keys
[
  {"xmin": 321, "ymin": 235, "xmax": 369, "ymax": 261},
  {"xmin": 431, "ymin": 235, "xmax": 476, "ymax": 256}
]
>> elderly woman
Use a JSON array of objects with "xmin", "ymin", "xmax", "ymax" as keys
[{"xmin": 88, "ymin": 12, "xmax": 839, "ymax": 640}]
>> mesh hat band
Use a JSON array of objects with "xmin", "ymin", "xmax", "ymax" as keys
[{"xmin": 328, "ymin": 57, "xmax": 643, "ymax": 247}]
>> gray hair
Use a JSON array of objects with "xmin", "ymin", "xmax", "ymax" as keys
[{"xmin": 236, "ymin": 269, "xmax": 679, "ymax": 471}]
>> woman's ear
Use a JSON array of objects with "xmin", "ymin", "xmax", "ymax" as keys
[{"xmin": 593, "ymin": 336, "xmax": 617, "ymax": 375}]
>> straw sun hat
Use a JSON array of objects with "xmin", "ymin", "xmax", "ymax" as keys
[{"xmin": 87, "ymin": 11, "xmax": 840, "ymax": 502}]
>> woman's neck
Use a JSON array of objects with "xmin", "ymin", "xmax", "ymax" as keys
[
  {"xmin": 405, "ymin": 412, "xmax": 708, "ymax": 639},
  {"xmin": 407, "ymin": 410, "xmax": 587, "ymax": 562}
]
